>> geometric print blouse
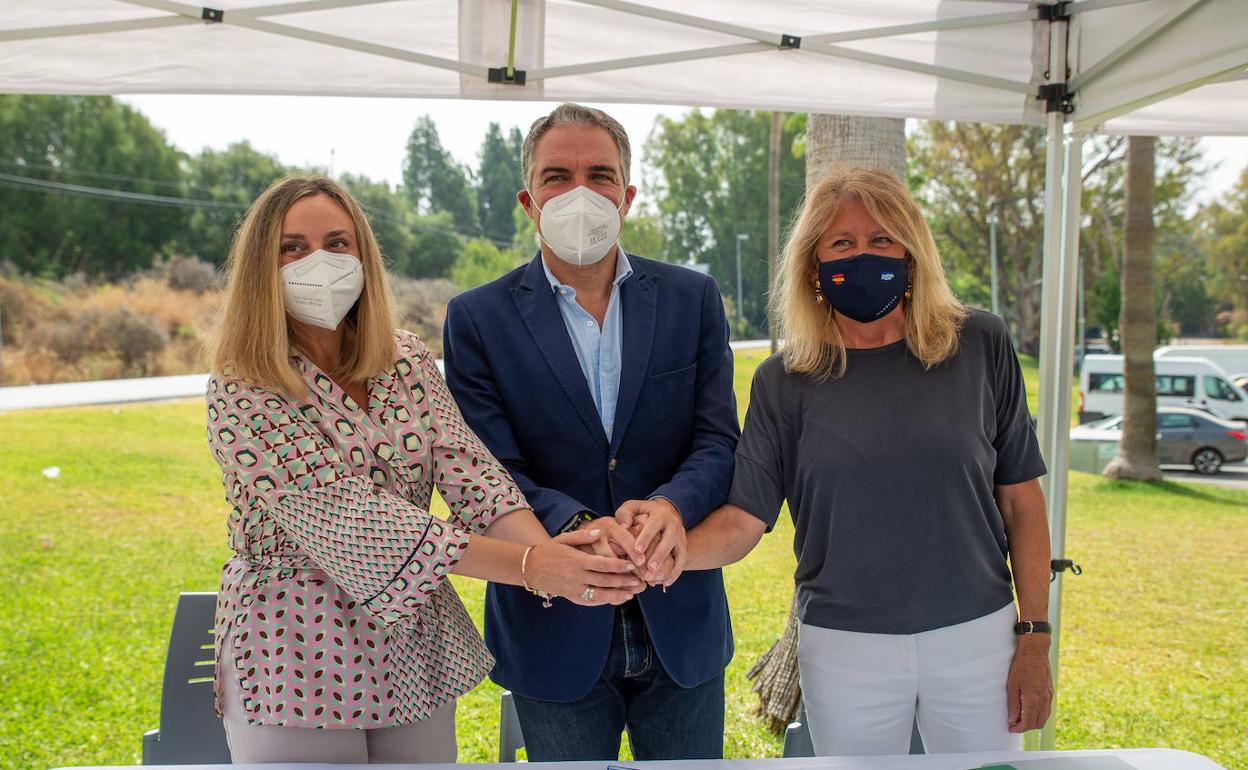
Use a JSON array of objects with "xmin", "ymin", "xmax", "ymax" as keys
[{"xmin": 205, "ymin": 330, "xmax": 528, "ymax": 729}]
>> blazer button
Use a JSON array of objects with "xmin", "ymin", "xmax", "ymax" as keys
[{"xmin": 608, "ymin": 458, "xmax": 618, "ymax": 471}]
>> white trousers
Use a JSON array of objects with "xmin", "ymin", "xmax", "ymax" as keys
[
  {"xmin": 220, "ymin": 670, "xmax": 457, "ymax": 764},
  {"xmin": 797, "ymin": 602, "xmax": 1022, "ymax": 756}
]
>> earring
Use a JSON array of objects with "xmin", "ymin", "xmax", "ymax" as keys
[
  {"xmin": 814, "ymin": 285, "xmax": 824, "ymax": 304},
  {"xmin": 904, "ymin": 283, "xmax": 913, "ymax": 303}
]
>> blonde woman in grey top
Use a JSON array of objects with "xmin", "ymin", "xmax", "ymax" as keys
[{"xmin": 662, "ymin": 168, "xmax": 1053, "ymax": 756}]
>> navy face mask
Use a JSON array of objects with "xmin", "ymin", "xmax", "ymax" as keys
[{"xmin": 818, "ymin": 253, "xmax": 909, "ymax": 324}]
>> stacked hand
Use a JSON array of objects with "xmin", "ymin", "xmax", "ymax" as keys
[
  {"xmin": 577, "ymin": 498, "xmax": 688, "ymax": 593},
  {"xmin": 522, "ymin": 528, "xmax": 642, "ymax": 606}
]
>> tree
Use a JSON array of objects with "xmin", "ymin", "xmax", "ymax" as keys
[
  {"xmin": 1103, "ymin": 137, "xmax": 1162, "ymax": 482},
  {"xmin": 643, "ymin": 110, "xmax": 806, "ymax": 335},
  {"xmin": 910, "ymin": 123, "xmax": 1049, "ymax": 351},
  {"xmin": 747, "ymin": 114, "xmax": 907, "ymax": 731},
  {"xmin": 909, "ymin": 126, "xmax": 1212, "ymax": 353},
  {"xmin": 619, "ymin": 210, "xmax": 666, "ymax": 260},
  {"xmin": 804, "ymin": 114, "xmax": 905, "ymax": 184},
  {"xmin": 408, "ymin": 212, "xmax": 465, "ymax": 279},
  {"xmin": 0, "ymin": 95, "xmax": 186, "ymax": 278},
  {"xmin": 450, "ymin": 238, "xmax": 522, "ymax": 290},
  {"xmin": 477, "ymin": 122, "xmax": 524, "ymax": 245},
  {"xmin": 339, "ymin": 173, "xmax": 416, "ymax": 273},
  {"xmin": 1080, "ymin": 136, "xmax": 1212, "ymax": 346},
  {"xmin": 403, "ymin": 116, "xmax": 479, "ymax": 233},
  {"xmin": 1200, "ymin": 165, "xmax": 1248, "ymax": 338},
  {"xmin": 182, "ymin": 141, "xmax": 293, "ymax": 265}
]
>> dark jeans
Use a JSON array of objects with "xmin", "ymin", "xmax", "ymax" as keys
[{"xmin": 510, "ymin": 600, "xmax": 725, "ymax": 761}]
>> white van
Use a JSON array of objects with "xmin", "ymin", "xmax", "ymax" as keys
[
  {"xmin": 1079, "ymin": 354, "xmax": 1248, "ymax": 424},
  {"xmin": 1155, "ymin": 345, "xmax": 1248, "ymax": 379}
]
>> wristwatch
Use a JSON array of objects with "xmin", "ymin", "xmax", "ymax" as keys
[
  {"xmin": 558, "ymin": 510, "xmax": 596, "ymax": 534},
  {"xmin": 1013, "ymin": 620, "xmax": 1052, "ymax": 635}
]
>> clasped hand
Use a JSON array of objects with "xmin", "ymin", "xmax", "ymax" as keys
[
  {"xmin": 577, "ymin": 498, "xmax": 688, "ymax": 594},
  {"xmin": 523, "ymin": 500, "xmax": 688, "ymax": 607}
]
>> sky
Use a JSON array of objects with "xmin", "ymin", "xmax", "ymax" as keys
[
  {"xmin": 120, "ymin": 94, "xmax": 1248, "ymax": 208},
  {"xmin": 121, "ymin": 94, "xmax": 685, "ymax": 209}
]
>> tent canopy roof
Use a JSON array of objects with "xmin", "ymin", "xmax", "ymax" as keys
[{"xmin": 2, "ymin": 0, "xmax": 1245, "ymax": 136}]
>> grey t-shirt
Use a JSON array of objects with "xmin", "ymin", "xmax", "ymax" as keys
[{"xmin": 729, "ymin": 310, "xmax": 1046, "ymax": 635}]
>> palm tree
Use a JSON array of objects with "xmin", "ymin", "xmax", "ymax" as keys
[
  {"xmin": 1103, "ymin": 136, "xmax": 1162, "ymax": 481},
  {"xmin": 748, "ymin": 114, "xmax": 906, "ymax": 730}
]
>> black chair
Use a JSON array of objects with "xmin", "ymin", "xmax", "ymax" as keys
[
  {"xmin": 141, "ymin": 592, "xmax": 231, "ymax": 764},
  {"xmin": 782, "ymin": 705, "xmax": 924, "ymax": 757},
  {"xmin": 498, "ymin": 690, "xmax": 526, "ymax": 762}
]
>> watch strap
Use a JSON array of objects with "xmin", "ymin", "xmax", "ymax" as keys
[{"xmin": 1014, "ymin": 620, "xmax": 1052, "ymax": 635}]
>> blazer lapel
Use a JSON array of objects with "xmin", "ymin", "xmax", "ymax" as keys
[
  {"xmin": 512, "ymin": 254, "xmax": 610, "ymax": 449},
  {"xmin": 610, "ymin": 260, "xmax": 657, "ymax": 453}
]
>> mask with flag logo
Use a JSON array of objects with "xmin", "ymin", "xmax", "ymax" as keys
[{"xmin": 818, "ymin": 253, "xmax": 909, "ymax": 324}]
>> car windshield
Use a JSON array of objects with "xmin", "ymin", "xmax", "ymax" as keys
[{"xmin": 1083, "ymin": 416, "xmax": 1123, "ymax": 430}]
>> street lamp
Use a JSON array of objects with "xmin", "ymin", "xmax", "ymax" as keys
[
  {"xmin": 735, "ymin": 233, "xmax": 750, "ymax": 320},
  {"xmin": 986, "ymin": 196, "xmax": 1024, "ymax": 318}
]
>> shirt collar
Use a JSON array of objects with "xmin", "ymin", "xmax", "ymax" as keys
[{"xmin": 541, "ymin": 248, "xmax": 634, "ymax": 297}]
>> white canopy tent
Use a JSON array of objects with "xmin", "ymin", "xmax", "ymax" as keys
[{"xmin": 3, "ymin": 0, "xmax": 1246, "ymax": 748}]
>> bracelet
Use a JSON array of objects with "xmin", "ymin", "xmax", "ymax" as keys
[{"xmin": 520, "ymin": 545, "xmax": 555, "ymax": 608}]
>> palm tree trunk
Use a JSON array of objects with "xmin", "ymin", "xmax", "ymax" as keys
[
  {"xmin": 747, "ymin": 114, "xmax": 906, "ymax": 731},
  {"xmin": 1103, "ymin": 136, "xmax": 1162, "ymax": 481},
  {"xmin": 805, "ymin": 114, "xmax": 906, "ymax": 187}
]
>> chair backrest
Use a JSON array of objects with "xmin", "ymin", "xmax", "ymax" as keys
[
  {"xmin": 498, "ymin": 690, "xmax": 525, "ymax": 762},
  {"xmin": 142, "ymin": 592, "xmax": 231, "ymax": 765}
]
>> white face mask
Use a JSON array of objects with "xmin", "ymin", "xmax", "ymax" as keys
[
  {"xmin": 530, "ymin": 185, "xmax": 624, "ymax": 267},
  {"xmin": 280, "ymin": 249, "xmax": 364, "ymax": 330}
]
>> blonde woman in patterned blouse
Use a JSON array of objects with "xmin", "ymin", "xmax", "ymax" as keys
[{"xmin": 204, "ymin": 177, "xmax": 644, "ymax": 764}]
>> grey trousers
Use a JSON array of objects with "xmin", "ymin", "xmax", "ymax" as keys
[{"xmin": 221, "ymin": 671, "xmax": 457, "ymax": 764}]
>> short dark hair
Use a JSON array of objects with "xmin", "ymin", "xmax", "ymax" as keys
[{"xmin": 521, "ymin": 103, "xmax": 631, "ymax": 189}]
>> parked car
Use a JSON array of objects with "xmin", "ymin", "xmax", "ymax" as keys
[
  {"xmin": 1073, "ymin": 342, "xmax": 1113, "ymax": 371},
  {"xmin": 1155, "ymin": 344, "xmax": 1248, "ymax": 377},
  {"xmin": 1069, "ymin": 406, "xmax": 1248, "ymax": 474},
  {"xmin": 1079, "ymin": 354, "xmax": 1248, "ymax": 424}
]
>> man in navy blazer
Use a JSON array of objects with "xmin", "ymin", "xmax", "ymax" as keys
[{"xmin": 442, "ymin": 104, "xmax": 739, "ymax": 761}]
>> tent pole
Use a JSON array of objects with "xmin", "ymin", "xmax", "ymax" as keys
[
  {"xmin": 1037, "ymin": 122, "xmax": 1083, "ymax": 751},
  {"xmin": 1033, "ymin": 2, "xmax": 1076, "ymax": 751}
]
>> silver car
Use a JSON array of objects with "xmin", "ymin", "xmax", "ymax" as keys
[{"xmin": 1071, "ymin": 407, "xmax": 1248, "ymax": 474}]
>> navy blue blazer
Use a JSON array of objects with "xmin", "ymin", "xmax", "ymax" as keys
[{"xmin": 442, "ymin": 252, "xmax": 740, "ymax": 701}]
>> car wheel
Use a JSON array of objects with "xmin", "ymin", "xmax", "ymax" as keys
[{"xmin": 1191, "ymin": 447, "xmax": 1223, "ymax": 475}]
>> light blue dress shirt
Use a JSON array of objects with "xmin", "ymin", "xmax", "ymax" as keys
[{"xmin": 541, "ymin": 250, "xmax": 633, "ymax": 441}]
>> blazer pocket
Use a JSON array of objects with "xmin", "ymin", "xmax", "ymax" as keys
[{"xmin": 649, "ymin": 362, "xmax": 697, "ymax": 394}]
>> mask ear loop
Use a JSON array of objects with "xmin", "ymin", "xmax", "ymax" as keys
[{"xmin": 904, "ymin": 253, "xmax": 915, "ymax": 304}]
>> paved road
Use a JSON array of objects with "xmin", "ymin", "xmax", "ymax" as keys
[{"xmin": 1162, "ymin": 460, "xmax": 1248, "ymax": 490}]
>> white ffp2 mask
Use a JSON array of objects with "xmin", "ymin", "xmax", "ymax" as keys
[
  {"xmin": 530, "ymin": 186, "xmax": 624, "ymax": 267},
  {"xmin": 280, "ymin": 249, "xmax": 364, "ymax": 330}
]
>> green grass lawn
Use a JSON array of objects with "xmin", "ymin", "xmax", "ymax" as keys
[{"xmin": 1, "ymin": 349, "xmax": 1244, "ymax": 769}]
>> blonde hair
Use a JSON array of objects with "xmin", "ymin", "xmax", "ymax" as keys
[
  {"xmin": 773, "ymin": 167, "xmax": 966, "ymax": 380},
  {"xmin": 207, "ymin": 176, "xmax": 397, "ymax": 396}
]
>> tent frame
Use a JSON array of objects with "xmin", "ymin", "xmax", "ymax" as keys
[{"xmin": 4, "ymin": 0, "xmax": 1245, "ymax": 750}]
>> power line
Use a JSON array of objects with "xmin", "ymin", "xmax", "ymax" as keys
[
  {"xmin": 0, "ymin": 159, "xmax": 190, "ymax": 192},
  {"xmin": 0, "ymin": 170, "xmax": 517, "ymax": 249},
  {"xmin": 0, "ymin": 172, "xmax": 245, "ymax": 210}
]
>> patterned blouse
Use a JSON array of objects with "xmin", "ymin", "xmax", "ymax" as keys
[{"xmin": 205, "ymin": 330, "xmax": 527, "ymax": 729}]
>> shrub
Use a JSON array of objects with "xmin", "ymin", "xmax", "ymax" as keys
[
  {"xmin": 28, "ymin": 312, "xmax": 104, "ymax": 371},
  {"xmin": 391, "ymin": 277, "xmax": 459, "ymax": 352},
  {"xmin": 106, "ymin": 307, "xmax": 169, "ymax": 376},
  {"xmin": 159, "ymin": 254, "xmax": 219, "ymax": 294},
  {"xmin": 0, "ymin": 277, "xmax": 52, "ymax": 347}
]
